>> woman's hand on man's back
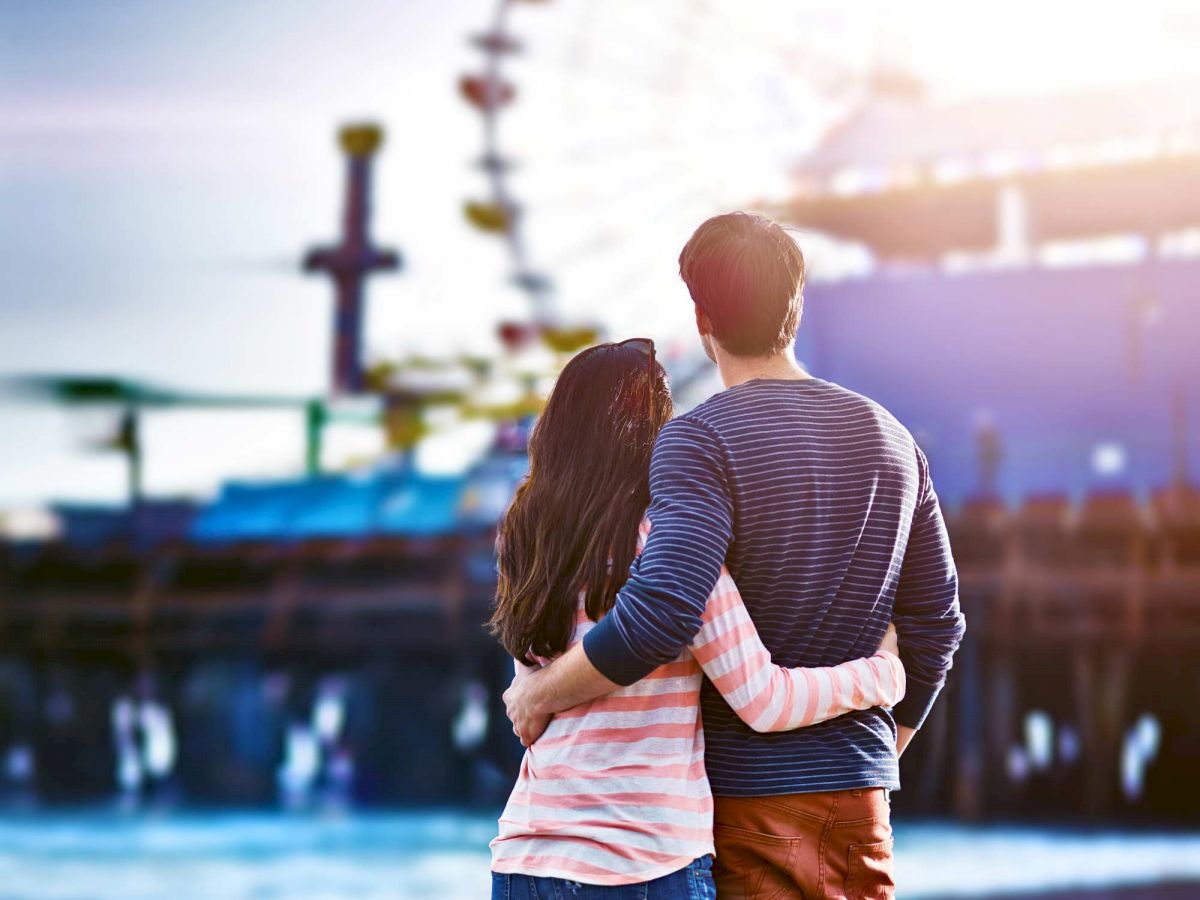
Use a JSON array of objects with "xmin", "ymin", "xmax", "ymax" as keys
[{"xmin": 878, "ymin": 622, "xmax": 900, "ymax": 658}]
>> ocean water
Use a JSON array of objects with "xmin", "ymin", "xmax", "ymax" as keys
[{"xmin": 1, "ymin": 811, "xmax": 1198, "ymax": 899}]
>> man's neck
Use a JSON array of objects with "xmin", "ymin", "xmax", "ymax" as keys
[{"xmin": 715, "ymin": 346, "xmax": 810, "ymax": 389}]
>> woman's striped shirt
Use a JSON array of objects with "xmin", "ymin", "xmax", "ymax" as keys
[{"xmin": 490, "ymin": 519, "xmax": 905, "ymax": 886}]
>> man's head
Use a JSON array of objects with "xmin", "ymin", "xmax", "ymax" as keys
[{"xmin": 678, "ymin": 212, "xmax": 805, "ymax": 360}]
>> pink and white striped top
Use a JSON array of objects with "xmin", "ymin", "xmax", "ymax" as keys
[{"xmin": 490, "ymin": 520, "xmax": 906, "ymax": 886}]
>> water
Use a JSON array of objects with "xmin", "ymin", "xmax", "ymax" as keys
[{"xmin": 1, "ymin": 811, "xmax": 1198, "ymax": 899}]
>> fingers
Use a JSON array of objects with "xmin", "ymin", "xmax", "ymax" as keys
[
  {"xmin": 510, "ymin": 715, "xmax": 530, "ymax": 745},
  {"xmin": 502, "ymin": 678, "xmax": 548, "ymax": 747},
  {"xmin": 509, "ymin": 714, "xmax": 550, "ymax": 748}
]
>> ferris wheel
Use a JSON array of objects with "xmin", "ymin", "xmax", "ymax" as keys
[{"xmin": 458, "ymin": 0, "xmax": 873, "ymax": 385}]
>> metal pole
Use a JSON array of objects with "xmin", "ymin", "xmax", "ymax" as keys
[{"xmin": 305, "ymin": 400, "xmax": 325, "ymax": 477}]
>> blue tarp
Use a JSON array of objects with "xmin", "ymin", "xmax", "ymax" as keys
[
  {"xmin": 375, "ymin": 475, "xmax": 464, "ymax": 537},
  {"xmin": 190, "ymin": 481, "xmax": 310, "ymax": 543},
  {"xmin": 285, "ymin": 473, "xmax": 387, "ymax": 539},
  {"xmin": 189, "ymin": 468, "xmax": 474, "ymax": 544}
]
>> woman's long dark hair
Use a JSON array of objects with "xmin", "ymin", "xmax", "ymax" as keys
[{"xmin": 489, "ymin": 342, "xmax": 673, "ymax": 665}]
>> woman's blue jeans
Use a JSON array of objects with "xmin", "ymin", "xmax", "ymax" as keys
[{"xmin": 491, "ymin": 856, "xmax": 715, "ymax": 900}]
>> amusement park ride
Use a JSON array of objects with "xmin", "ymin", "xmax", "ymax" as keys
[
  {"xmin": 302, "ymin": 124, "xmax": 401, "ymax": 397},
  {"xmin": 4, "ymin": 0, "xmax": 877, "ymax": 499},
  {"xmin": 11, "ymin": 0, "xmax": 615, "ymax": 507}
]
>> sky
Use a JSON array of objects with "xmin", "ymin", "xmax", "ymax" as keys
[{"xmin": 2, "ymin": 0, "xmax": 1199, "ymax": 509}]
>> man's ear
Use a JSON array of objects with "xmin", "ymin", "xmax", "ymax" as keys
[{"xmin": 694, "ymin": 305, "xmax": 713, "ymax": 337}]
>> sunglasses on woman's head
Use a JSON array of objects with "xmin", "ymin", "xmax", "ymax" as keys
[
  {"xmin": 616, "ymin": 337, "xmax": 654, "ymax": 361},
  {"xmin": 618, "ymin": 338, "xmax": 655, "ymax": 421}
]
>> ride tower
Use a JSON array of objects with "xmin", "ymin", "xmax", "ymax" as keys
[{"xmin": 304, "ymin": 124, "xmax": 401, "ymax": 395}]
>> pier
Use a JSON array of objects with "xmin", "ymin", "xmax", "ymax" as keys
[{"xmin": 1, "ymin": 483, "xmax": 1198, "ymax": 815}]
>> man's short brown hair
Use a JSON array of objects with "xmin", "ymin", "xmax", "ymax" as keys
[{"xmin": 678, "ymin": 212, "xmax": 805, "ymax": 357}]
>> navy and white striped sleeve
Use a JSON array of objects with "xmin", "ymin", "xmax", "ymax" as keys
[
  {"xmin": 583, "ymin": 416, "xmax": 734, "ymax": 686},
  {"xmin": 890, "ymin": 446, "xmax": 965, "ymax": 729}
]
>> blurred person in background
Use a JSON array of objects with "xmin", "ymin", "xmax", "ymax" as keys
[
  {"xmin": 503, "ymin": 213, "xmax": 965, "ymax": 899},
  {"xmin": 488, "ymin": 338, "xmax": 907, "ymax": 898}
]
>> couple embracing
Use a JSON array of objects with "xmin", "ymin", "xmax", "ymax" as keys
[{"xmin": 488, "ymin": 213, "xmax": 965, "ymax": 899}]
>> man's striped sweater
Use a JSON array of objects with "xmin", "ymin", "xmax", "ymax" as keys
[{"xmin": 583, "ymin": 376, "xmax": 965, "ymax": 795}]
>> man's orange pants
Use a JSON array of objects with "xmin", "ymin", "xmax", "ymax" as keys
[{"xmin": 712, "ymin": 788, "xmax": 895, "ymax": 899}]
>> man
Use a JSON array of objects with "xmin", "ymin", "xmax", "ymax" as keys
[{"xmin": 504, "ymin": 212, "xmax": 964, "ymax": 898}]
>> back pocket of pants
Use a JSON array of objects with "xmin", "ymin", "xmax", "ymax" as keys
[
  {"xmin": 845, "ymin": 838, "xmax": 895, "ymax": 900},
  {"xmin": 713, "ymin": 824, "xmax": 804, "ymax": 900}
]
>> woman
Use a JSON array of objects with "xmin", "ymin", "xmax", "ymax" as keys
[{"xmin": 488, "ymin": 340, "xmax": 905, "ymax": 898}]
